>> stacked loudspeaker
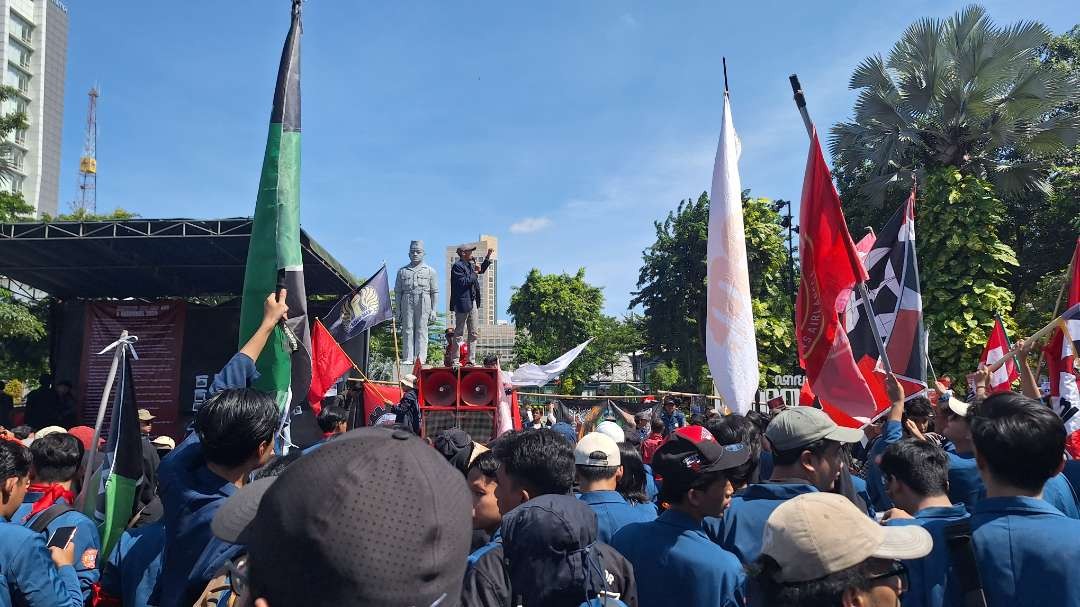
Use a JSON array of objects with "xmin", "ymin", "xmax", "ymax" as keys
[{"xmin": 419, "ymin": 367, "xmax": 500, "ymax": 442}]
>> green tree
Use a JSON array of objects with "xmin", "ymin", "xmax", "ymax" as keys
[
  {"xmin": 648, "ymin": 361, "xmax": 680, "ymax": 391},
  {"xmin": 508, "ymin": 268, "xmax": 638, "ymax": 392},
  {"xmin": 41, "ymin": 207, "xmax": 139, "ymax": 221},
  {"xmin": 830, "ymin": 6, "xmax": 1079, "ymax": 202},
  {"xmin": 920, "ymin": 168, "xmax": 1017, "ymax": 376},
  {"xmin": 632, "ymin": 191, "xmax": 795, "ymax": 391},
  {"xmin": 0, "ymin": 191, "xmax": 34, "ymax": 222}
]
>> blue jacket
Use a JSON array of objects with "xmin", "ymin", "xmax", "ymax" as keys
[
  {"xmin": 659, "ymin": 409, "xmax": 685, "ymax": 435},
  {"xmin": 0, "ymin": 520, "xmax": 83, "ymax": 607},
  {"xmin": 865, "ymin": 419, "xmax": 903, "ymax": 511},
  {"xmin": 971, "ymin": 496, "xmax": 1080, "ymax": 607},
  {"xmin": 153, "ymin": 352, "xmax": 255, "ymax": 607},
  {"xmin": 1042, "ymin": 473, "xmax": 1080, "ymax": 519},
  {"xmin": 100, "ymin": 522, "xmax": 164, "ymax": 607},
  {"xmin": 611, "ymin": 509, "xmax": 745, "ymax": 607},
  {"xmin": 946, "ymin": 451, "xmax": 985, "ymax": 514},
  {"xmin": 449, "ymin": 257, "xmax": 490, "ymax": 313},
  {"xmin": 15, "ymin": 495, "xmax": 101, "ymax": 600},
  {"xmin": 886, "ymin": 504, "xmax": 970, "ymax": 607},
  {"xmin": 850, "ymin": 474, "xmax": 876, "ymax": 518},
  {"xmin": 643, "ymin": 464, "xmax": 659, "ymax": 502},
  {"xmin": 705, "ymin": 481, "xmax": 818, "ymax": 565},
  {"xmin": 578, "ymin": 490, "xmax": 656, "ymax": 543},
  {"xmin": 1063, "ymin": 460, "xmax": 1080, "ymax": 498}
]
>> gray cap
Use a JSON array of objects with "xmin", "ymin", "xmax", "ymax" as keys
[
  {"xmin": 409, "ymin": 240, "xmax": 424, "ymax": 249},
  {"xmin": 456, "ymin": 243, "xmax": 477, "ymax": 253},
  {"xmin": 765, "ymin": 406, "xmax": 863, "ymax": 451}
]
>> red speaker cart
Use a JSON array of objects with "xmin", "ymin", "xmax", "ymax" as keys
[{"xmin": 419, "ymin": 367, "xmax": 519, "ymax": 442}]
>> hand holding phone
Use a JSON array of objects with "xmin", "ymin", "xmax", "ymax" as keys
[
  {"xmin": 47, "ymin": 526, "xmax": 77, "ymax": 568},
  {"xmin": 46, "ymin": 526, "xmax": 77, "ymax": 550}
]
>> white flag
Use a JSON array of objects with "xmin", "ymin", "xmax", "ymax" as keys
[
  {"xmin": 511, "ymin": 339, "xmax": 593, "ymax": 387},
  {"xmin": 705, "ymin": 92, "xmax": 758, "ymax": 414}
]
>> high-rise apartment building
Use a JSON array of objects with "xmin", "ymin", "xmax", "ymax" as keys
[{"xmin": 1, "ymin": 0, "xmax": 67, "ymax": 217}]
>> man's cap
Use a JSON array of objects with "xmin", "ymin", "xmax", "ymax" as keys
[
  {"xmin": 550, "ymin": 422, "xmax": 578, "ymax": 446},
  {"xmin": 243, "ymin": 427, "xmax": 473, "ymax": 606},
  {"xmin": 66, "ymin": 426, "xmax": 102, "ymax": 451},
  {"xmin": 469, "ymin": 442, "xmax": 489, "ymax": 466},
  {"xmin": 212, "ymin": 476, "xmax": 277, "ymax": 544},
  {"xmin": 765, "ymin": 406, "xmax": 863, "ymax": 451},
  {"xmin": 150, "ymin": 436, "xmax": 176, "ymax": 450},
  {"xmin": 635, "ymin": 411, "xmax": 651, "ymax": 421},
  {"xmin": 400, "ymin": 373, "xmax": 417, "ymax": 389},
  {"xmin": 409, "ymin": 240, "xmax": 424, "ymax": 249},
  {"xmin": 456, "ymin": 243, "xmax": 478, "ymax": 253},
  {"xmin": 945, "ymin": 397, "xmax": 970, "ymax": 417},
  {"xmin": 574, "ymin": 432, "xmax": 621, "ymax": 467},
  {"xmin": 432, "ymin": 428, "xmax": 473, "ymax": 475},
  {"xmin": 35, "ymin": 426, "xmax": 65, "ymax": 438},
  {"xmin": 137, "ymin": 409, "xmax": 156, "ymax": 422},
  {"xmin": 594, "ymin": 420, "xmax": 625, "ymax": 443},
  {"xmin": 652, "ymin": 426, "xmax": 750, "ymax": 490},
  {"xmin": 761, "ymin": 492, "xmax": 932, "ymax": 582}
]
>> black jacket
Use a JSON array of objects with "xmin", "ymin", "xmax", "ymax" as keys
[
  {"xmin": 461, "ymin": 495, "xmax": 637, "ymax": 607},
  {"xmin": 450, "ymin": 257, "xmax": 491, "ymax": 313}
]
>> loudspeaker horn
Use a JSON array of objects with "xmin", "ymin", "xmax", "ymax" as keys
[
  {"xmin": 421, "ymin": 369, "xmax": 458, "ymax": 407},
  {"xmin": 460, "ymin": 369, "xmax": 498, "ymax": 407}
]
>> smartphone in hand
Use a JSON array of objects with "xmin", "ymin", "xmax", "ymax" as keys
[{"xmin": 46, "ymin": 526, "xmax": 77, "ymax": 549}]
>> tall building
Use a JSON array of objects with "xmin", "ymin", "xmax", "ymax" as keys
[
  {"xmin": 1, "ymin": 0, "xmax": 68, "ymax": 217},
  {"xmin": 444, "ymin": 234, "xmax": 517, "ymax": 363}
]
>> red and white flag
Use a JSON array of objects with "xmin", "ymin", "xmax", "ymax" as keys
[
  {"xmin": 796, "ymin": 129, "xmax": 876, "ymax": 420},
  {"xmin": 1046, "ymin": 238, "xmax": 1080, "ymax": 456},
  {"xmin": 979, "ymin": 317, "xmax": 1018, "ymax": 393},
  {"xmin": 705, "ymin": 90, "xmax": 758, "ymax": 414},
  {"xmin": 307, "ymin": 319, "xmax": 353, "ymax": 415}
]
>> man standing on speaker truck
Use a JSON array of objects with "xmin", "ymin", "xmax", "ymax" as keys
[
  {"xmin": 450, "ymin": 243, "xmax": 493, "ymax": 366},
  {"xmin": 393, "ymin": 374, "xmax": 421, "ymax": 435}
]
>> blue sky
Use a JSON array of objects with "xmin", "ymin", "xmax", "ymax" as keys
[{"xmin": 59, "ymin": 1, "xmax": 1077, "ymax": 318}]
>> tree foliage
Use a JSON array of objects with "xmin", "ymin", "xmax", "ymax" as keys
[
  {"xmin": 920, "ymin": 167, "xmax": 1017, "ymax": 376},
  {"xmin": 830, "ymin": 6, "xmax": 1079, "ymax": 202},
  {"xmin": 509, "ymin": 268, "xmax": 640, "ymax": 393},
  {"xmin": 648, "ymin": 361, "xmax": 680, "ymax": 391},
  {"xmin": 632, "ymin": 191, "xmax": 795, "ymax": 391}
]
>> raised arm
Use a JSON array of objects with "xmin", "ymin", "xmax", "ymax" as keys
[{"xmin": 1016, "ymin": 338, "xmax": 1041, "ymax": 399}]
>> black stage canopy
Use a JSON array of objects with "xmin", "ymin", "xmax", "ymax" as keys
[{"xmin": 0, "ymin": 218, "xmax": 359, "ymax": 298}]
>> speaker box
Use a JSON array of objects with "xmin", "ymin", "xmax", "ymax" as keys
[{"xmin": 418, "ymin": 367, "xmax": 501, "ymax": 442}]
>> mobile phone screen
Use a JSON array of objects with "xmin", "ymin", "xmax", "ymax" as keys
[{"xmin": 46, "ymin": 526, "xmax": 77, "ymax": 549}]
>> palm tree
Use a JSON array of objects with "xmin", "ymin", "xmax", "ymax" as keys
[{"xmin": 830, "ymin": 5, "xmax": 1079, "ymax": 202}]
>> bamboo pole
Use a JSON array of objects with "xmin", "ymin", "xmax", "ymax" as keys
[
  {"xmin": 77, "ymin": 330, "xmax": 128, "ymax": 509},
  {"xmin": 988, "ymin": 308, "xmax": 1075, "ymax": 372},
  {"xmin": 1035, "ymin": 247, "xmax": 1076, "ymax": 378}
]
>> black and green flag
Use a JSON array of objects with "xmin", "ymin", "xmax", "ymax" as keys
[
  {"xmin": 238, "ymin": 0, "xmax": 312, "ymax": 429},
  {"xmin": 93, "ymin": 350, "xmax": 143, "ymax": 559}
]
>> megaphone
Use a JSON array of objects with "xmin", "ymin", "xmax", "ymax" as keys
[
  {"xmin": 460, "ymin": 369, "xmax": 498, "ymax": 407},
  {"xmin": 421, "ymin": 369, "xmax": 458, "ymax": 407}
]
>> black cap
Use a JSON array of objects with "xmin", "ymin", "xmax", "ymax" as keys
[
  {"xmin": 243, "ymin": 427, "xmax": 472, "ymax": 606},
  {"xmin": 652, "ymin": 426, "xmax": 750, "ymax": 492},
  {"xmin": 432, "ymin": 428, "xmax": 473, "ymax": 475}
]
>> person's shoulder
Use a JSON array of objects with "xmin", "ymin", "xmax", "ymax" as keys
[
  {"xmin": 611, "ymin": 519, "xmax": 654, "ymax": 546},
  {"xmin": 0, "ymin": 519, "xmax": 39, "ymax": 543}
]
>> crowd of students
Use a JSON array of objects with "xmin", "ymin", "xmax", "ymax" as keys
[{"xmin": 0, "ymin": 291, "xmax": 1078, "ymax": 606}]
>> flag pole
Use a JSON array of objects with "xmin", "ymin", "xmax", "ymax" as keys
[
  {"xmin": 789, "ymin": 73, "xmax": 893, "ymax": 375},
  {"xmin": 77, "ymin": 330, "xmax": 128, "ymax": 509},
  {"xmin": 1035, "ymin": 246, "xmax": 1077, "ymax": 377},
  {"xmin": 987, "ymin": 309, "xmax": 1073, "ymax": 372}
]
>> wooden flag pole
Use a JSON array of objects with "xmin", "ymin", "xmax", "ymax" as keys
[
  {"xmin": 987, "ymin": 311, "xmax": 1071, "ymax": 373},
  {"xmin": 789, "ymin": 73, "xmax": 893, "ymax": 375},
  {"xmin": 1035, "ymin": 247, "xmax": 1077, "ymax": 378},
  {"xmin": 77, "ymin": 330, "xmax": 129, "ymax": 509}
]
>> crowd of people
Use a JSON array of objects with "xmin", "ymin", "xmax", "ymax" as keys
[{"xmin": 0, "ymin": 291, "xmax": 1078, "ymax": 606}]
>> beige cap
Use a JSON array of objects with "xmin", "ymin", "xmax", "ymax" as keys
[
  {"xmin": 594, "ymin": 420, "xmax": 625, "ymax": 443},
  {"xmin": 761, "ymin": 492, "xmax": 932, "ymax": 582},
  {"xmin": 35, "ymin": 426, "xmax": 66, "ymax": 438},
  {"xmin": 574, "ymin": 432, "xmax": 621, "ymax": 467},
  {"xmin": 468, "ymin": 442, "xmax": 489, "ymax": 466},
  {"xmin": 945, "ymin": 397, "xmax": 970, "ymax": 417},
  {"xmin": 765, "ymin": 406, "xmax": 864, "ymax": 451},
  {"xmin": 151, "ymin": 436, "xmax": 176, "ymax": 450},
  {"xmin": 138, "ymin": 409, "xmax": 156, "ymax": 422},
  {"xmin": 400, "ymin": 374, "xmax": 417, "ymax": 389}
]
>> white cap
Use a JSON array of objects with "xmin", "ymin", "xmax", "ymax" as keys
[
  {"xmin": 35, "ymin": 426, "xmax": 66, "ymax": 438},
  {"xmin": 574, "ymin": 432, "xmax": 621, "ymax": 467},
  {"xmin": 945, "ymin": 397, "xmax": 970, "ymax": 417},
  {"xmin": 762, "ymin": 492, "xmax": 933, "ymax": 582},
  {"xmin": 594, "ymin": 421, "xmax": 625, "ymax": 443}
]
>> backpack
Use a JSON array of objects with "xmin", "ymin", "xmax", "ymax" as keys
[{"xmin": 27, "ymin": 502, "xmax": 75, "ymax": 534}]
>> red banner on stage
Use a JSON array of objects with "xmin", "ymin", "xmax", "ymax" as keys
[{"xmin": 80, "ymin": 301, "xmax": 187, "ymax": 440}]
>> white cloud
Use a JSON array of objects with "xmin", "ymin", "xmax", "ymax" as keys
[{"xmin": 509, "ymin": 216, "xmax": 553, "ymax": 234}]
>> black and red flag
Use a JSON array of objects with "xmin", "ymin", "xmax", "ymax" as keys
[
  {"xmin": 846, "ymin": 187, "xmax": 927, "ymax": 410},
  {"xmin": 1046, "ymin": 238, "xmax": 1080, "ymax": 456}
]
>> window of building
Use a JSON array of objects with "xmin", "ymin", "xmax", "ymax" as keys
[
  {"xmin": 15, "ymin": 99, "xmax": 27, "ymax": 115},
  {"xmin": 14, "ymin": 128, "xmax": 26, "ymax": 144},
  {"xmin": 10, "ymin": 175, "xmax": 22, "ymax": 194},
  {"xmin": 18, "ymin": 49, "xmax": 30, "ymax": 68},
  {"xmin": 16, "ymin": 73, "xmax": 28, "ymax": 94},
  {"xmin": 11, "ymin": 150, "xmax": 24, "ymax": 171}
]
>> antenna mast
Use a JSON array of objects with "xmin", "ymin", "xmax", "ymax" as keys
[{"xmin": 73, "ymin": 87, "xmax": 98, "ymax": 214}]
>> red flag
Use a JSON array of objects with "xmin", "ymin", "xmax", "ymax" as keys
[
  {"xmin": 307, "ymin": 319, "xmax": 353, "ymax": 415},
  {"xmin": 979, "ymin": 317, "xmax": 1018, "ymax": 393},
  {"xmin": 1046, "ymin": 239, "xmax": 1080, "ymax": 455},
  {"xmin": 796, "ymin": 130, "xmax": 876, "ymax": 420}
]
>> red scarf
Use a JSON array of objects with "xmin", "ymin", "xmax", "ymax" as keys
[{"xmin": 25, "ymin": 483, "xmax": 76, "ymax": 521}]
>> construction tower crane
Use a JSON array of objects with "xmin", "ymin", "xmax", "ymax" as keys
[{"xmin": 72, "ymin": 87, "xmax": 98, "ymax": 214}]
